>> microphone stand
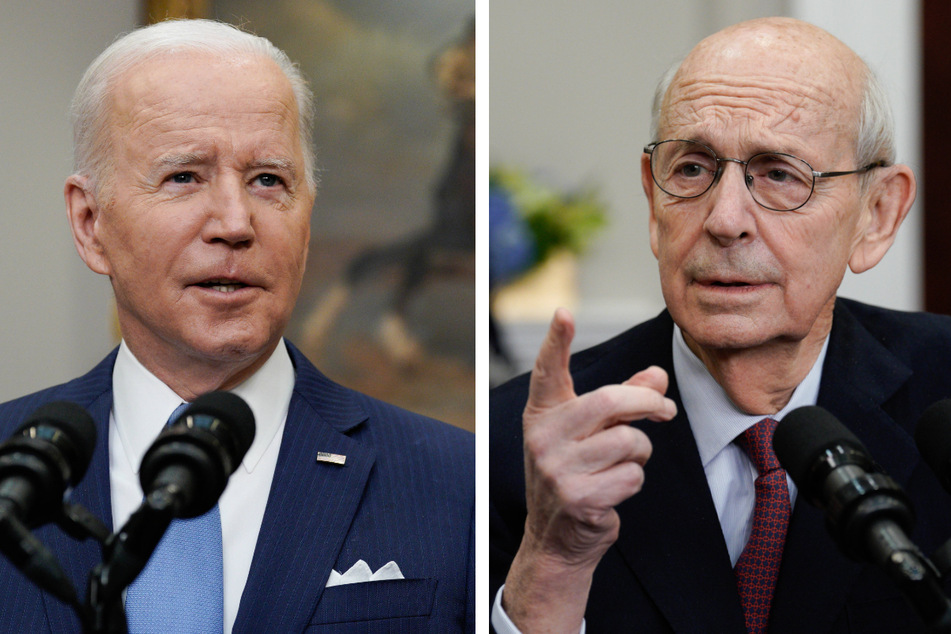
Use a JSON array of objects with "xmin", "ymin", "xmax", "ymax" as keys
[
  {"xmin": 864, "ymin": 519, "xmax": 951, "ymax": 633},
  {"xmin": 823, "ymin": 469, "xmax": 951, "ymax": 633},
  {"xmin": 0, "ymin": 508, "xmax": 79, "ymax": 608},
  {"xmin": 83, "ymin": 486, "xmax": 179, "ymax": 634},
  {"xmin": 0, "ymin": 494, "xmax": 112, "ymax": 624}
]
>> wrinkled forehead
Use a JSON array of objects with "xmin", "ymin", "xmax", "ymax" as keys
[
  {"xmin": 659, "ymin": 23, "xmax": 864, "ymax": 154},
  {"xmin": 126, "ymin": 49, "xmax": 288, "ymax": 106},
  {"xmin": 112, "ymin": 49, "xmax": 297, "ymax": 117},
  {"xmin": 105, "ymin": 50, "xmax": 304, "ymax": 166}
]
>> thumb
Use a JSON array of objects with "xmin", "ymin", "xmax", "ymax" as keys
[
  {"xmin": 526, "ymin": 308, "xmax": 577, "ymax": 411},
  {"xmin": 622, "ymin": 365, "xmax": 669, "ymax": 395}
]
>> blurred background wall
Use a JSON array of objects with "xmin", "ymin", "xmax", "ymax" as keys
[
  {"xmin": 490, "ymin": 0, "xmax": 921, "ymax": 379},
  {"xmin": 0, "ymin": 0, "xmax": 135, "ymax": 401}
]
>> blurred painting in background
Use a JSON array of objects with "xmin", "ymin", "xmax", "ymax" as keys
[{"xmin": 208, "ymin": 0, "xmax": 475, "ymax": 431}]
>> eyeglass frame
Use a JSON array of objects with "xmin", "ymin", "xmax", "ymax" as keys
[{"xmin": 643, "ymin": 139, "xmax": 887, "ymax": 212}]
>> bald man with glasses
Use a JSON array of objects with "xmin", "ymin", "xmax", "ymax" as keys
[{"xmin": 490, "ymin": 17, "xmax": 951, "ymax": 634}]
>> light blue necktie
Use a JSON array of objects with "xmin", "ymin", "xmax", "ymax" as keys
[{"xmin": 125, "ymin": 403, "xmax": 225, "ymax": 633}]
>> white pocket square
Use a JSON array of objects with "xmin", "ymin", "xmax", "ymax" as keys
[{"xmin": 326, "ymin": 559, "xmax": 405, "ymax": 587}]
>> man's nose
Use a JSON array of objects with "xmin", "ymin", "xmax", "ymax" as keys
[
  {"xmin": 702, "ymin": 161, "xmax": 757, "ymax": 246},
  {"xmin": 203, "ymin": 178, "xmax": 254, "ymax": 246}
]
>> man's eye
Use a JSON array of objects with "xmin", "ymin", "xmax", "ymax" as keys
[
  {"xmin": 672, "ymin": 161, "xmax": 711, "ymax": 179},
  {"xmin": 681, "ymin": 163, "xmax": 704, "ymax": 178},
  {"xmin": 255, "ymin": 173, "xmax": 283, "ymax": 187},
  {"xmin": 169, "ymin": 172, "xmax": 195, "ymax": 184},
  {"xmin": 766, "ymin": 169, "xmax": 792, "ymax": 182}
]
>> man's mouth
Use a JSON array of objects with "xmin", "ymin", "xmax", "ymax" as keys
[
  {"xmin": 195, "ymin": 278, "xmax": 249, "ymax": 293},
  {"xmin": 709, "ymin": 281, "xmax": 751, "ymax": 287}
]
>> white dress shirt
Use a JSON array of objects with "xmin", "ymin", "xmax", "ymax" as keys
[
  {"xmin": 672, "ymin": 324, "xmax": 827, "ymax": 564},
  {"xmin": 109, "ymin": 340, "xmax": 295, "ymax": 633},
  {"xmin": 491, "ymin": 326, "xmax": 829, "ymax": 633}
]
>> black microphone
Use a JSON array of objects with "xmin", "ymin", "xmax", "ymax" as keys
[
  {"xmin": 0, "ymin": 401, "xmax": 97, "ymax": 528},
  {"xmin": 775, "ymin": 406, "xmax": 951, "ymax": 629},
  {"xmin": 915, "ymin": 399, "xmax": 951, "ymax": 494},
  {"xmin": 87, "ymin": 390, "xmax": 255, "ymax": 622},
  {"xmin": 0, "ymin": 401, "xmax": 97, "ymax": 607},
  {"xmin": 774, "ymin": 405, "xmax": 915, "ymax": 562},
  {"xmin": 139, "ymin": 390, "xmax": 255, "ymax": 518}
]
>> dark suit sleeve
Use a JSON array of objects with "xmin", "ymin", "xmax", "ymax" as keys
[{"xmin": 488, "ymin": 374, "xmax": 531, "ymax": 620}]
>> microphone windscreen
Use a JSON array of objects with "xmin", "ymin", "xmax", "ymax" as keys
[
  {"xmin": 140, "ymin": 391, "xmax": 256, "ymax": 518},
  {"xmin": 773, "ymin": 405, "xmax": 867, "ymax": 492},
  {"xmin": 14, "ymin": 401, "xmax": 97, "ymax": 484},
  {"xmin": 914, "ymin": 399, "xmax": 951, "ymax": 492},
  {"xmin": 176, "ymin": 391, "xmax": 256, "ymax": 464}
]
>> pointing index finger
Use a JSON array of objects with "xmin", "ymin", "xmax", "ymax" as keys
[{"xmin": 526, "ymin": 308, "xmax": 577, "ymax": 412}]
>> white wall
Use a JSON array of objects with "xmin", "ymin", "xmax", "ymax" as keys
[
  {"xmin": 0, "ymin": 1, "xmax": 137, "ymax": 401},
  {"xmin": 790, "ymin": 0, "xmax": 922, "ymax": 310},
  {"xmin": 491, "ymin": 0, "xmax": 921, "ymax": 369}
]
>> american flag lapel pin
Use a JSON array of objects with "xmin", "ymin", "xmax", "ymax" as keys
[{"xmin": 316, "ymin": 451, "xmax": 347, "ymax": 465}]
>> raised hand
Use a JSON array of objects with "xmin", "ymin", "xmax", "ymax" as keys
[{"xmin": 502, "ymin": 308, "xmax": 676, "ymax": 632}]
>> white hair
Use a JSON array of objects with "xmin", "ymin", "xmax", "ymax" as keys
[
  {"xmin": 648, "ymin": 59, "xmax": 896, "ymax": 169},
  {"xmin": 855, "ymin": 67, "xmax": 896, "ymax": 167},
  {"xmin": 69, "ymin": 19, "xmax": 317, "ymax": 195}
]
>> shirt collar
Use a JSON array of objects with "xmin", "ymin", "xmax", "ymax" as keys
[
  {"xmin": 112, "ymin": 339, "xmax": 295, "ymax": 475},
  {"xmin": 671, "ymin": 324, "xmax": 829, "ymax": 468}
]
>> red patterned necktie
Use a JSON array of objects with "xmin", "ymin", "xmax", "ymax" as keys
[{"xmin": 734, "ymin": 417, "xmax": 791, "ymax": 634}]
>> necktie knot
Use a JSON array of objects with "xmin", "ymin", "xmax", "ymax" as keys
[
  {"xmin": 167, "ymin": 402, "xmax": 188, "ymax": 428},
  {"xmin": 738, "ymin": 417, "xmax": 781, "ymax": 475}
]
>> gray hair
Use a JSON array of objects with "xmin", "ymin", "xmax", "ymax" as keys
[
  {"xmin": 648, "ymin": 59, "xmax": 896, "ymax": 168},
  {"xmin": 69, "ymin": 19, "xmax": 317, "ymax": 195}
]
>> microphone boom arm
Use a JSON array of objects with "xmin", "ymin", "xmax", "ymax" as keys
[{"xmin": 84, "ymin": 487, "xmax": 180, "ymax": 634}]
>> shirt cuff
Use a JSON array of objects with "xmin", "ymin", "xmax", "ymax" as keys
[{"xmin": 491, "ymin": 585, "xmax": 585, "ymax": 634}]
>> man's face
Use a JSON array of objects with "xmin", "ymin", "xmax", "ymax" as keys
[
  {"xmin": 643, "ymin": 29, "xmax": 869, "ymax": 353},
  {"xmin": 91, "ymin": 51, "xmax": 313, "ymax": 373}
]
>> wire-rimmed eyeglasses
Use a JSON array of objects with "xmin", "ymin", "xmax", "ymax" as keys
[{"xmin": 643, "ymin": 139, "xmax": 886, "ymax": 212}]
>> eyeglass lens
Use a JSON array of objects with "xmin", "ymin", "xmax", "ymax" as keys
[{"xmin": 650, "ymin": 140, "xmax": 815, "ymax": 211}]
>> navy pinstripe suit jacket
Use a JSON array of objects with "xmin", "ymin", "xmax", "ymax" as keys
[{"xmin": 0, "ymin": 341, "xmax": 474, "ymax": 632}]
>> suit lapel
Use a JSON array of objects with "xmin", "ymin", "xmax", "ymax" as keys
[
  {"xmin": 770, "ymin": 300, "xmax": 916, "ymax": 634},
  {"xmin": 233, "ymin": 345, "xmax": 376, "ymax": 633},
  {"xmin": 573, "ymin": 314, "xmax": 746, "ymax": 631},
  {"xmin": 611, "ymin": 384, "xmax": 747, "ymax": 632}
]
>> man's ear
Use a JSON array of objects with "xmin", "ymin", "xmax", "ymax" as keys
[
  {"xmin": 848, "ymin": 164, "xmax": 916, "ymax": 274},
  {"xmin": 641, "ymin": 153, "xmax": 661, "ymax": 259},
  {"xmin": 65, "ymin": 175, "xmax": 111, "ymax": 275}
]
